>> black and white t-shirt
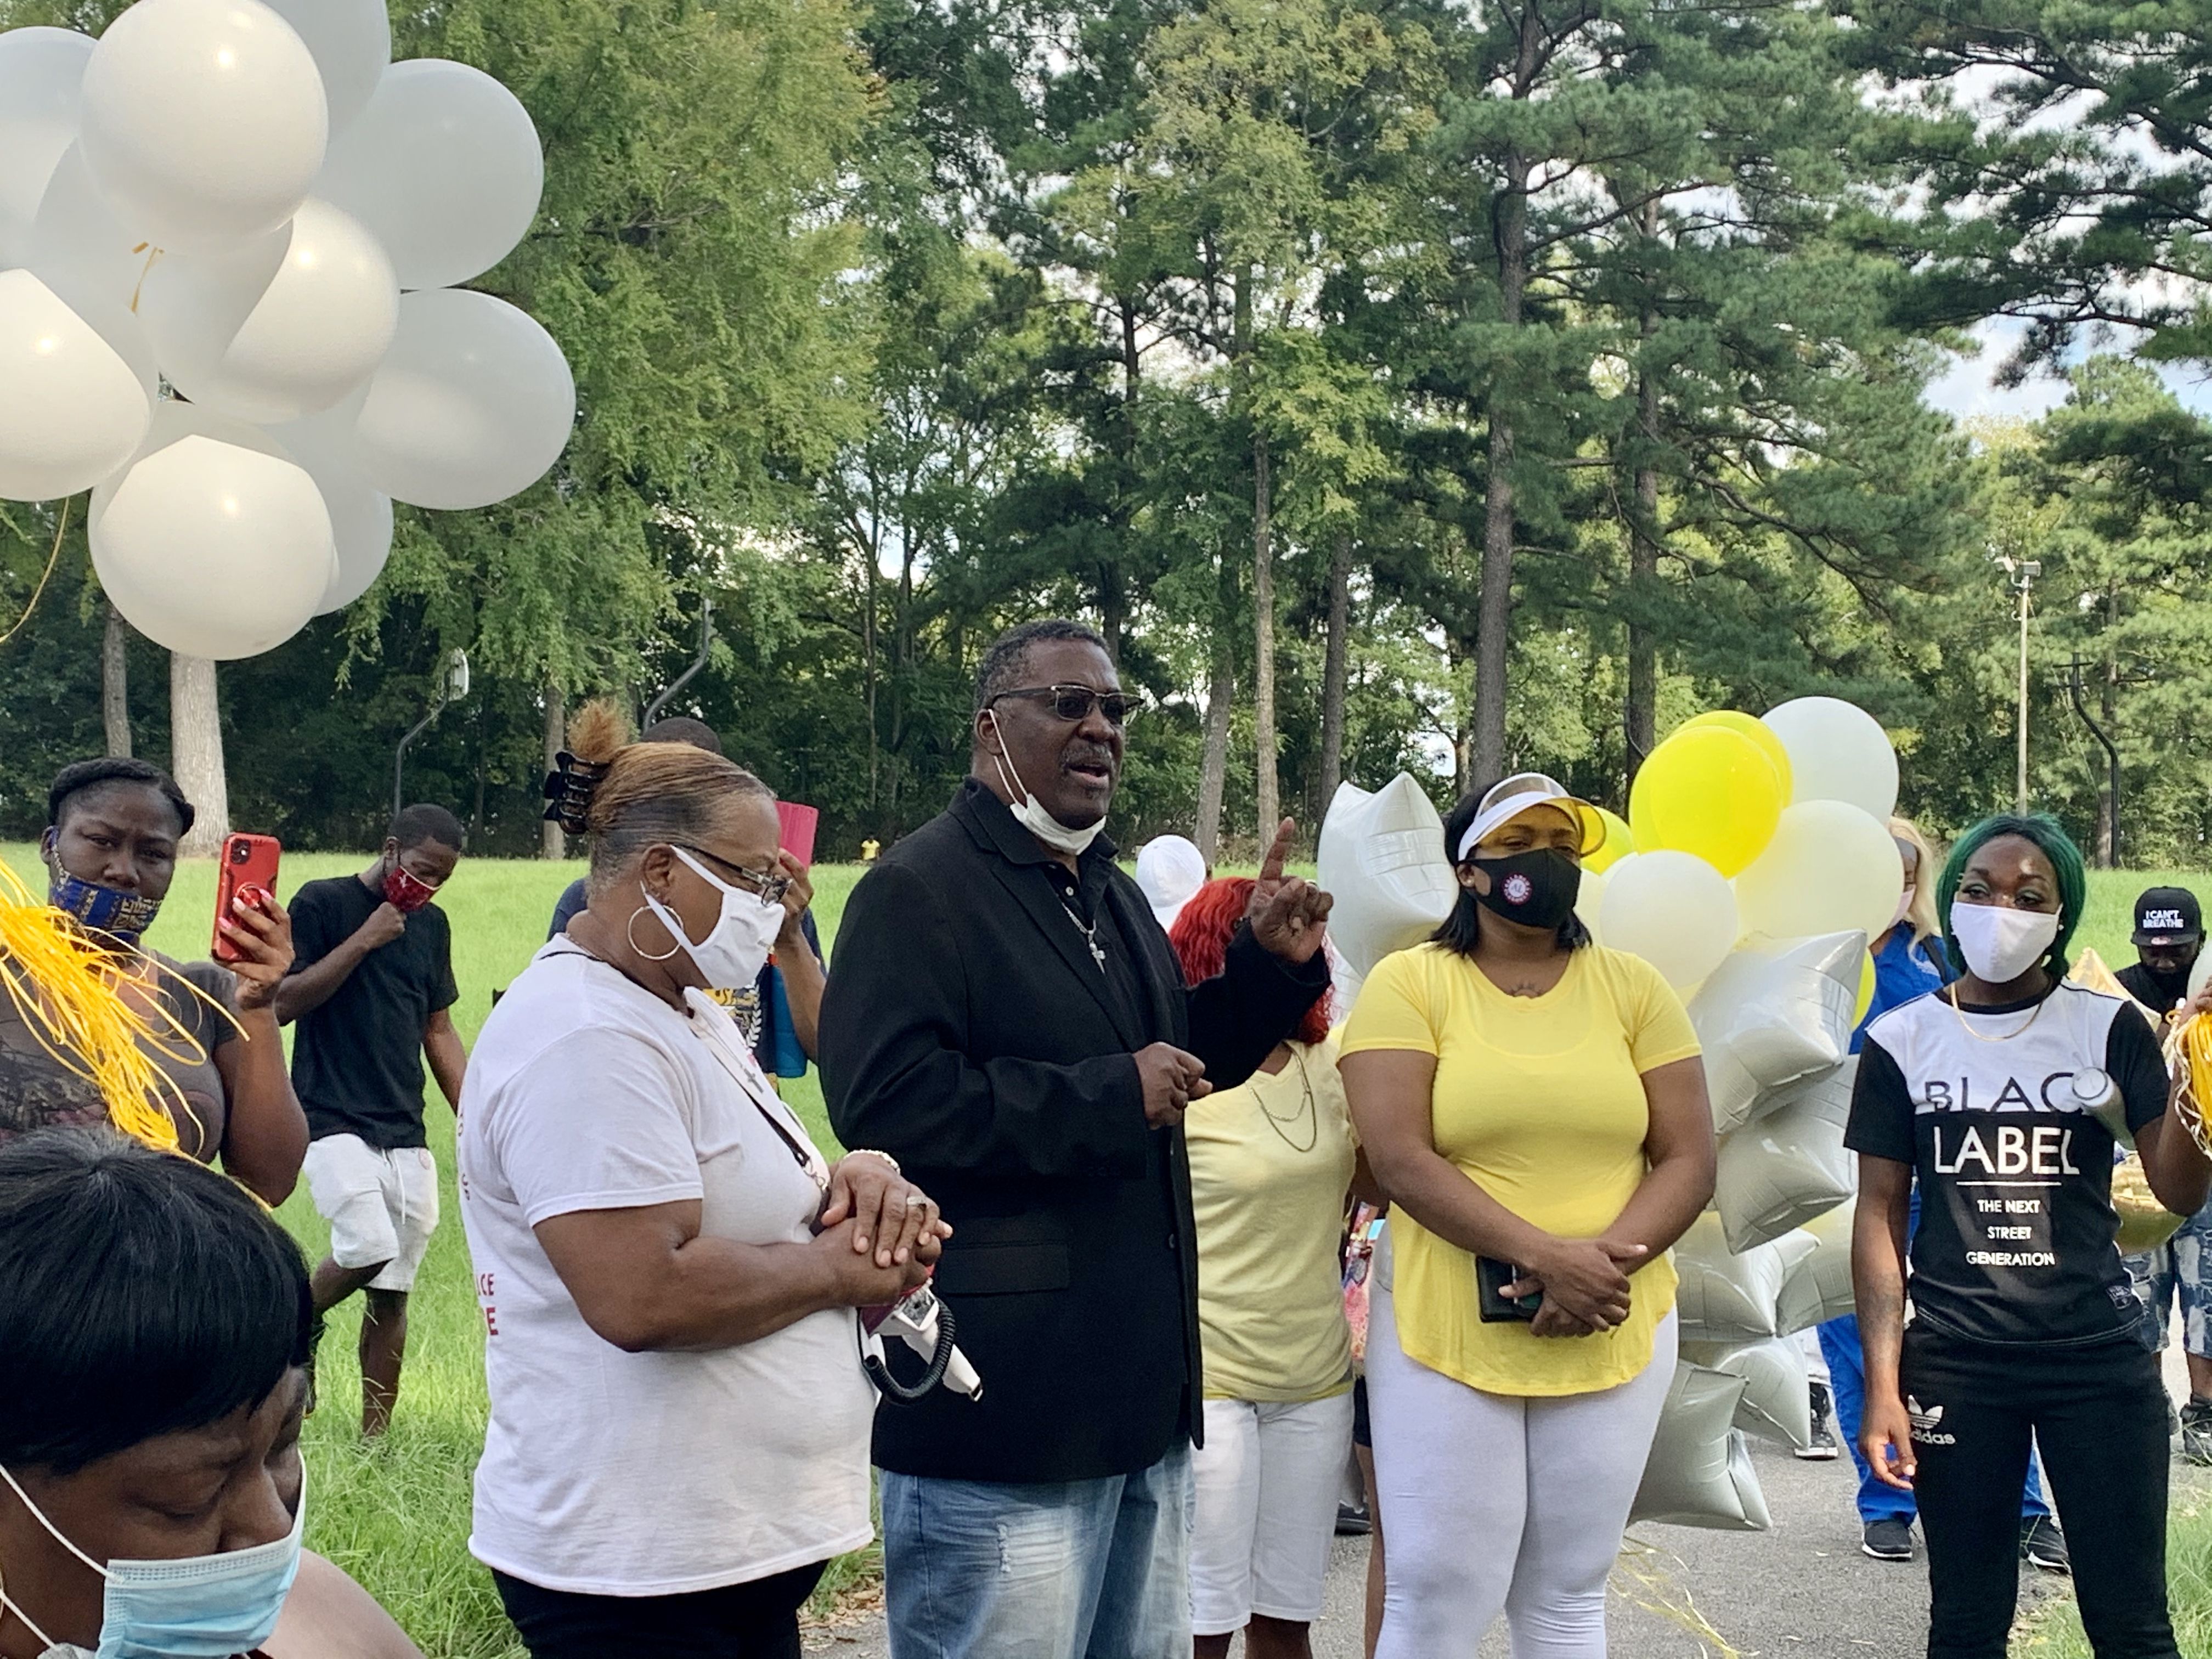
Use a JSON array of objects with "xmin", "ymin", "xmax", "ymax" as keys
[{"xmin": 1845, "ymin": 980, "xmax": 2168, "ymax": 1347}]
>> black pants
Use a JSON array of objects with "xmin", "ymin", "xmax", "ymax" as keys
[
  {"xmin": 1903, "ymin": 1323, "xmax": 2177, "ymax": 1659},
  {"xmin": 493, "ymin": 1561, "xmax": 827, "ymax": 1659}
]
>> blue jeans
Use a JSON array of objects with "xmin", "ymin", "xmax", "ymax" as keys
[
  {"xmin": 881, "ymin": 1446, "xmax": 1192, "ymax": 1659},
  {"xmin": 2124, "ymin": 1197, "xmax": 2212, "ymax": 1358},
  {"xmin": 1820, "ymin": 1315, "xmax": 2049, "ymax": 1526}
]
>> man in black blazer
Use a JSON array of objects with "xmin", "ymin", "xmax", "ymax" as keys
[{"xmin": 821, "ymin": 618, "xmax": 1333, "ymax": 1659}]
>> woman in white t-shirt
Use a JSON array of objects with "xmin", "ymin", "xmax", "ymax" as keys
[{"xmin": 459, "ymin": 702, "xmax": 950, "ymax": 1659}]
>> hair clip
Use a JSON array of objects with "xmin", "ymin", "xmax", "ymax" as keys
[{"xmin": 542, "ymin": 751, "xmax": 608, "ymax": 836}]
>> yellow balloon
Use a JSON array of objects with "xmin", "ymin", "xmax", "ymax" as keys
[
  {"xmin": 1856, "ymin": 950, "xmax": 1877, "ymax": 1025},
  {"xmin": 1680, "ymin": 709, "xmax": 1794, "ymax": 802},
  {"xmin": 1628, "ymin": 725, "xmax": 1786, "ymax": 878},
  {"xmin": 1585, "ymin": 806, "xmax": 1635, "ymax": 873}
]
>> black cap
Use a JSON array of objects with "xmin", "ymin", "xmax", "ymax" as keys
[{"xmin": 2133, "ymin": 887, "xmax": 2203, "ymax": 947}]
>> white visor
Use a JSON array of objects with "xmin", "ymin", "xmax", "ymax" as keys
[{"xmin": 1454, "ymin": 772, "xmax": 1605, "ymax": 865}]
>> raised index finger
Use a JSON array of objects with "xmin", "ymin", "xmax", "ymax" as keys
[{"xmin": 1257, "ymin": 817, "xmax": 1297, "ymax": 884}]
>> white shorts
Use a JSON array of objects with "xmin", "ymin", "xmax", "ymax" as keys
[
  {"xmin": 302, "ymin": 1135, "xmax": 439, "ymax": 1293},
  {"xmin": 1189, "ymin": 1392, "xmax": 1357, "ymax": 1634}
]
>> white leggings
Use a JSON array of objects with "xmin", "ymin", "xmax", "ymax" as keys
[{"xmin": 1368, "ymin": 1276, "xmax": 1677, "ymax": 1659}]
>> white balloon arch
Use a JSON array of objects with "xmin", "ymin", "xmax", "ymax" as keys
[{"xmin": 0, "ymin": 0, "xmax": 573, "ymax": 659}]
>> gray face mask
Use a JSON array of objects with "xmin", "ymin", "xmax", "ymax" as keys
[{"xmin": 984, "ymin": 717, "xmax": 1105, "ymax": 856}]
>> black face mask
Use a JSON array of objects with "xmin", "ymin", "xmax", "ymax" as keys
[
  {"xmin": 1468, "ymin": 848, "xmax": 1582, "ymax": 932},
  {"xmin": 2141, "ymin": 958, "xmax": 2196, "ymax": 1005}
]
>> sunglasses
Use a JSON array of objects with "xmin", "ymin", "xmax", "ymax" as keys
[{"xmin": 987, "ymin": 684, "xmax": 1140, "ymax": 726}]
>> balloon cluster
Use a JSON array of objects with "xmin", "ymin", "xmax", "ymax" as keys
[{"xmin": 0, "ymin": 0, "xmax": 574, "ymax": 659}]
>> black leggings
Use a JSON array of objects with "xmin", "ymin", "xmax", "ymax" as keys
[
  {"xmin": 493, "ymin": 1560, "xmax": 827, "ymax": 1659},
  {"xmin": 1903, "ymin": 1323, "xmax": 2177, "ymax": 1659}
]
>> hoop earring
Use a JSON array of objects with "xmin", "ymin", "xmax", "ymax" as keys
[{"xmin": 627, "ymin": 893, "xmax": 685, "ymax": 962}]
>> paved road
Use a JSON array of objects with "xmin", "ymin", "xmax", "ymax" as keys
[{"xmin": 806, "ymin": 1346, "xmax": 2199, "ymax": 1657}]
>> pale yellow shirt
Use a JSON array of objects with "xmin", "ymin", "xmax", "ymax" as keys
[
  {"xmin": 1187, "ymin": 1039, "xmax": 1357, "ymax": 1402},
  {"xmin": 1340, "ymin": 943, "xmax": 1700, "ymax": 1397}
]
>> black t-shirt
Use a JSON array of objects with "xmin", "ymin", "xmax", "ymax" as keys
[
  {"xmin": 286, "ymin": 875, "xmax": 458, "ymax": 1149},
  {"xmin": 1846, "ymin": 979, "xmax": 2168, "ymax": 1347}
]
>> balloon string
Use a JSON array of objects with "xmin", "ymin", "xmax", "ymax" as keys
[
  {"xmin": 0, "ymin": 498, "xmax": 73, "ymax": 648},
  {"xmin": 128, "ymin": 244, "xmax": 163, "ymax": 314}
]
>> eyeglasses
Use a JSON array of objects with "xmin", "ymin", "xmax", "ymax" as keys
[
  {"xmin": 986, "ymin": 685, "xmax": 1141, "ymax": 726},
  {"xmin": 678, "ymin": 845, "xmax": 793, "ymax": 909}
]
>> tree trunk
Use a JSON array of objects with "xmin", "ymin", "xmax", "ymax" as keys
[
  {"xmin": 541, "ymin": 680, "xmax": 565, "ymax": 859},
  {"xmin": 1472, "ymin": 151, "xmax": 1531, "ymax": 785},
  {"xmin": 168, "ymin": 654, "xmax": 228, "ymax": 857},
  {"xmin": 1624, "ymin": 374, "xmax": 1662, "ymax": 787},
  {"xmin": 1318, "ymin": 534, "xmax": 1353, "ymax": 810},
  {"xmin": 101, "ymin": 601, "xmax": 131, "ymax": 758},
  {"xmin": 1197, "ymin": 645, "xmax": 1235, "ymax": 865},
  {"xmin": 1252, "ymin": 428, "xmax": 1278, "ymax": 838},
  {"xmin": 2099, "ymin": 655, "xmax": 2120, "ymax": 867}
]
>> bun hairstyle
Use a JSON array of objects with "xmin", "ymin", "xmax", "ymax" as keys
[{"xmin": 545, "ymin": 700, "xmax": 771, "ymax": 891}]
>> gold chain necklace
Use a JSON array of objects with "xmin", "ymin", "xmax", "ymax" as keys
[
  {"xmin": 1944, "ymin": 981, "xmax": 2051, "ymax": 1045},
  {"xmin": 1254, "ymin": 1045, "xmax": 1321, "ymax": 1154}
]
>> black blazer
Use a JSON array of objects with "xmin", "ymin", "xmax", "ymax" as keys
[{"xmin": 821, "ymin": 781, "xmax": 1328, "ymax": 1483}]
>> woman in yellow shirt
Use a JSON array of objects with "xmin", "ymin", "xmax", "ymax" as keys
[
  {"xmin": 1170, "ymin": 877, "xmax": 1364, "ymax": 1659},
  {"xmin": 1341, "ymin": 772, "xmax": 1715, "ymax": 1658}
]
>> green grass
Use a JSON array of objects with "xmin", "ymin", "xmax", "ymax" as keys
[
  {"xmin": 2019, "ymin": 1481, "xmax": 2212, "ymax": 1655},
  {"xmin": 2, "ymin": 847, "xmax": 2204, "ymax": 1655}
]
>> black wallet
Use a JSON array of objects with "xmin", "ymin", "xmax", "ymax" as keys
[{"xmin": 1476, "ymin": 1256, "xmax": 1543, "ymax": 1323}]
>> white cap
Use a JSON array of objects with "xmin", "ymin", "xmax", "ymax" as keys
[
  {"xmin": 1137, "ymin": 834, "xmax": 1208, "ymax": 931},
  {"xmin": 1454, "ymin": 772, "xmax": 1605, "ymax": 865}
]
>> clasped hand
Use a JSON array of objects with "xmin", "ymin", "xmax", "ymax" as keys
[{"xmin": 1500, "ymin": 1237, "xmax": 1649, "ymax": 1339}]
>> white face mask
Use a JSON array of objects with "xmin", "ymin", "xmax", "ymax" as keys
[
  {"xmin": 984, "ymin": 716, "xmax": 1106, "ymax": 857},
  {"xmin": 640, "ymin": 847, "xmax": 784, "ymax": 992},
  {"xmin": 1949, "ymin": 900, "xmax": 2061, "ymax": 984}
]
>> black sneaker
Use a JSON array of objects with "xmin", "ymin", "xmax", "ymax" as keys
[
  {"xmin": 1863, "ymin": 1519, "xmax": 1915, "ymax": 1561},
  {"xmin": 2021, "ymin": 1516, "xmax": 2070, "ymax": 1574},
  {"xmin": 1335, "ymin": 1501, "xmax": 1372, "ymax": 1537},
  {"xmin": 2181, "ymin": 1396, "xmax": 2212, "ymax": 1468},
  {"xmin": 1796, "ymin": 1380, "xmax": 1842, "ymax": 1460}
]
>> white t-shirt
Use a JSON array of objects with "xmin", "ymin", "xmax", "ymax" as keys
[{"xmin": 458, "ymin": 944, "xmax": 874, "ymax": 1596}]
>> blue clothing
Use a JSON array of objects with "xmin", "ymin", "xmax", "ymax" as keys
[
  {"xmin": 1849, "ymin": 926, "xmax": 1950, "ymax": 1056},
  {"xmin": 881, "ymin": 1448, "xmax": 1190, "ymax": 1659}
]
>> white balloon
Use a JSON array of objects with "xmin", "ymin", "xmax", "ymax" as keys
[
  {"xmin": 92, "ymin": 404, "xmax": 335, "ymax": 660},
  {"xmin": 79, "ymin": 0, "xmax": 329, "ymax": 253},
  {"xmin": 353, "ymin": 288, "xmax": 573, "ymax": 509},
  {"xmin": 1735, "ymin": 801, "xmax": 1904, "ymax": 946},
  {"xmin": 1600, "ymin": 850, "xmax": 1740, "ymax": 990},
  {"xmin": 1761, "ymin": 696, "xmax": 1899, "ymax": 822},
  {"xmin": 1316, "ymin": 774, "xmax": 1457, "ymax": 979},
  {"xmin": 257, "ymin": 0, "xmax": 391, "ymax": 137},
  {"xmin": 24, "ymin": 144, "xmax": 160, "ymax": 397},
  {"xmin": 1574, "ymin": 865, "xmax": 1607, "ymax": 947},
  {"xmin": 139, "ymin": 198, "xmax": 399, "ymax": 422},
  {"xmin": 317, "ymin": 59, "xmax": 543, "ymax": 290},
  {"xmin": 0, "ymin": 269, "xmax": 150, "ymax": 501},
  {"xmin": 268, "ymin": 399, "xmax": 392, "ymax": 611},
  {"xmin": 0, "ymin": 29, "xmax": 95, "ymax": 269}
]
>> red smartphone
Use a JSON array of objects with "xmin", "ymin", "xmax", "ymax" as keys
[{"xmin": 213, "ymin": 833, "xmax": 281, "ymax": 963}]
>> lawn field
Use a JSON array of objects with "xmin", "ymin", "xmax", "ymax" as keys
[{"xmin": 3, "ymin": 846, "xmax": 2208, "ymax": 1655}]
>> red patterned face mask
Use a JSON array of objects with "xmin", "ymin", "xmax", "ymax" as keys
[{"xmin": 383, "ymin": 861, "xmax": 439, "ymax": 914}]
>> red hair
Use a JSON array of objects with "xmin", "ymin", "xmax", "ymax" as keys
[{"xmin": 1168, "ymin": 877, "xmax": 1332, "ymax": 1046}]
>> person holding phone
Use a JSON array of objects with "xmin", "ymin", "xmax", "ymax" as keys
[
  {"xmin": 1849, "ymin": 814, "xmax": 2211, "ymax": 1659},
  {"xmin": 277, "ymin": 803, "xmax": 470, "ymax": 1440},
  {"xmin": 1341, "ymin": 773, "xmax": 1715, "ymax": 1657},
  {"xmin": 0, "ymin": 759, "xmax": 306, "ymax": 1203}
]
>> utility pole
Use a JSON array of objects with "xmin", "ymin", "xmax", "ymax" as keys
[{"xmin": 2010, "ymin": 559, "xmax": 2040, "ymax": 813}]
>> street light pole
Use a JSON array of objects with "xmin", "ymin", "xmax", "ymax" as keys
[{"xmin": 2012, "ymin": 560, "xmax": 2040, "ymax": 813}]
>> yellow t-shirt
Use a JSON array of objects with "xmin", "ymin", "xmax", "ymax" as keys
[
  {"xmin": 1187, "ymin": 1039, "xmax": 1358, "ymax": 1403},
  {"xmin": 1340, "ymin": 943, "xmax": 1700, "ymax": 1397}
]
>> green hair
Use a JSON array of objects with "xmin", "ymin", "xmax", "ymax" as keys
[{"xmin": 1936, "ymin": 812, "xmax": 2086, "ymax": 979}]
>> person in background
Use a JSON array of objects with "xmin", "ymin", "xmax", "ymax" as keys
[
  {"xmin": 276, "ymin": 804, "xmax": 469, "ymax": 1440},
  {"xmin": 1170, "ymin": 877, "xmax": 1359, "ymax": 1659},
  {"xmin": 821, "ymin": 619, "xmax": 1332, "ymax": 1659},
  {"xmin": 1851, "ymin": 814, "xmax": 2210, "ymax": 1659},
  {"xmin": 2118, "ymin": 887, "xmax": 2202, "ymax": 1017},
  {"xmin": 1342, "ymin": 773, "xmax": 1716, "ymax": 1657},
  {"xmin": 2115, "ymin": 885, "xmax": 2212, "ymax": 1463},
  {"xmin": 548, "ymin": 718, "xmax": 826, "ymax": 1077},
  {"xmin": 0, "ymin": 1127, "xmax": 421, "ymax": 1659},
  {"xmin": 1, "ymin": 758, "xmax": 306, "ymax": 1201},
  {"xmin": 1137, "ymin": 834, "xmax": 1209, "ymax": 933},
  {"xmin": 1817, "ymin": 817, "xmax": 2065, "ymax": 1568},
  {"xmin": 461, "ymin": 704, "xmax": 945, "ymax": 1659}
]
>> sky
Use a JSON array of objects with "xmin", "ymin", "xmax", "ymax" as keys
[{"xmin": 1922, "ymin": 317, "xmax": 2212, "ymax": 425}]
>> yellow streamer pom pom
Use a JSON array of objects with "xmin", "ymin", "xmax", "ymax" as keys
[{"xmin": 0, "ymin": 859, "xmax": 218, "ymax": 1153}]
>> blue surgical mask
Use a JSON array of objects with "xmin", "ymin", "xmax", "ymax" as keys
[
  {"xmin": 42, "ymin": 836, "xmax": 162, "ymax": 946},
  {"xmin": 0, "ymin": 1462, "xmax": 305, "ymax": 1659}
]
